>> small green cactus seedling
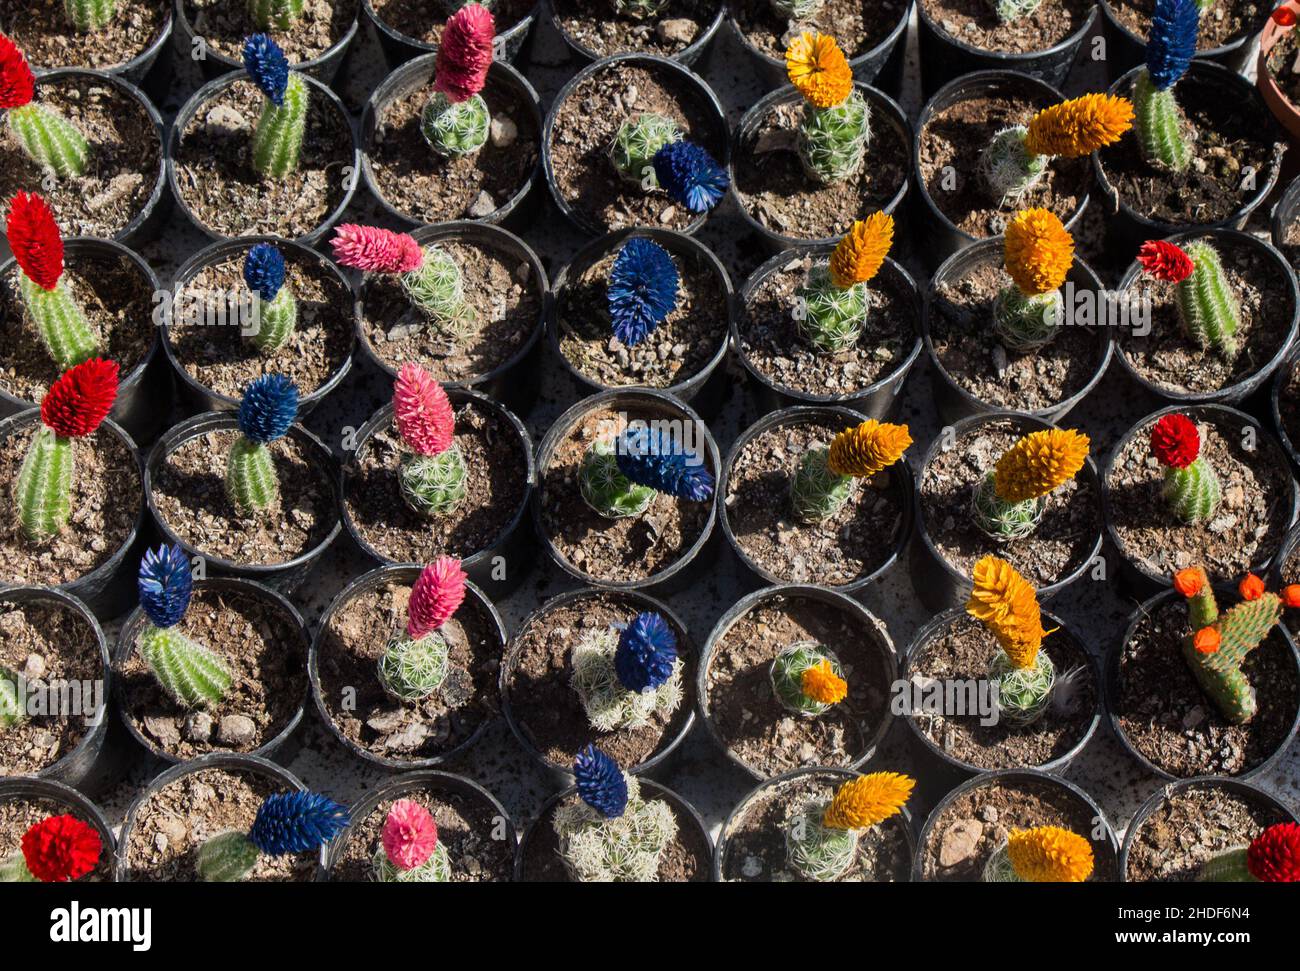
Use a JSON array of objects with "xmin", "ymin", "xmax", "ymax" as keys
[
  {"xmin": 0, "ymin": 35, "xmax": 90, "ymax": 178},
  {"xmin": 789, "ymin": 417, "xmax": 911, "ymax": 523},
  {"xmin": 422, "ymin": 5, "xmax": 494, "ymax": 159},
  {"xmin": 373, "ymin": 799, "xmax": 450, "ymax": 882},
  {"xmin": 1148, "ymin": 413, "xmax": 1221, "ymax": 523},
  {"xmin": 225, "ymin": 374, "xmax": 298, "ymax": 517},
  {"xmin": 243, "ymin": 243, "xmax": 297, "ymax": 353},
  {"xmin": 770, "ymin": 642, "xmax": 848, "ymax": 716},
  {"xmin": 242, "ymin": 35, "xmax": 309, "ymax": 181},
  {"xmin": 249, "ymin": 0, "xmax": 302, "ymax": 30},
  {"xmin": 0, "ymin": 668, "xmax": 23, "ymax": 729},
  {"xmin": 64, "ymin": 0, "xmax": 117, "ymax": 30},
  {"xmin": 571, "ymin": 611, "xmax": 683, "ymax": 732},
  {"xmin": 578, "ymin": 421, "xmax": 714, "ymax": 519},
  {"xmin": 390, "ymin": 363, "xmax": 469, "ymax": 518},
  {"xmin": 376, "ymin": 557, "xmax": 466, "ymax": 702},
  {"xmin": 611, "ymin": 113, "xmax": 680, "ymax": 187},
  {"xmin": 785, "ymin": 773, "xmax": 914, "ymax": 881},
  {"xmin": 989, "ymin": 0, "xmax": 1043, "ymax": 21},
  {"xmin": 1132, "ymin": 0, "xmax": 1198, "ymax": 172},
  {"xmin": 1137, "ymin": 239, "xmax": 1240, "ymax": 360},
  {"xmin": 196, "ymin": 791, "xmax": 348, "ymax": 882}
]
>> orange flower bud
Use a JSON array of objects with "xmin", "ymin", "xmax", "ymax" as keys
[
  {"xmin": 1173, "ymin": 568, "xmax": 1204, "ymax": 598},
  {"xmin": 1238, "ymin": 574, "xmax": 1265, "ymax": 601},
  {"xmin": 1194, "ymin": 627, "xmax": 1221, "ymax": 655},
  {"xmin": 1283, "ymin": 585, "xmax": 1300, "ymax": 609}
]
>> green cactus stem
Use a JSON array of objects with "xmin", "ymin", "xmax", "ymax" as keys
[
  {"xmin": 1196, "ymin": 846, "xmax": 1255, "ymax": 881},
  {"xmin": 64, "ymin": 0, "xmax": 117, "ymax": 30},
  {"xmin": 796, "ymin": 264, "xmax": 869, "ymax": 353},
  {"xmin": 1163, "ymin": 455, "xmax": 1221, "ymax": 523},
  {"xmin": 250, "ymin": 289, "xmax": 297, "ymax": 354},
  {"xmin": 1181, "ymin": 580, "xmax": 1283, "ymax": 724},
  {"xmin": 225, "ymin": 436, "xmax": 280, "ymax": 514},
  {"xmin": 7, "ymin": 103, "xmax": 90, "ymax": 179},
  {"xmin": 196, "ymin": 831, "xmax": 261, "ymax": 882},
  {"xmin": 1175, "ymin": 242, "xmax": 1240, "ymax": 360},
  {"xmin": 252, "ymin": 74, "xmax": 309, "ymax": 180},
  {"xmin": 992, "ymin": 285, "xmax": 1063, "ymax": 352},
  {"xmin": 249, "ymin": 0, "xmax": 303, "ymax": 29},
  {"xmin": 137, "ymin": 624, "xmax": 232, "ymax": 709},
  {"xmin": 612, "ymin": 0, "xmax": 669, "ymax": 18},
  {"xmin": 770, "ymin": 641, "xmax": 844, "ymax": 716},
  {"xmin": 570, "ymin": 626, "xmax": 684, "ymax": 732},
  {"xmin": 786, "ymin": 800, "xmax": 857, "ymax": 880},
  {"xmin": 421, "ymin": 92, "xmax": 490, "ymax": 159},
  {"xmin": 0, "ymin": 852, "xmax": 37, "ymax": 882},
  {"xmin": 398, "ymin": 445, "xmax": 469, "ymax": 518},
  {"xmin": 376, "ymin": 633, "xmax": 450, "ymax": 701},
  {"xmin": 970, "ymin": 471, "xmax": 1045, "ymax": 541},
  {"xmin": 798, "ymin": 89, "xmax": 870, "ymax": 184},
  {"xmin": 553, "ymin": 776, "xmax": 677, "ymax": 882},
  {"xmin": 789, "ymin": 446, "xmax": 856, "ymax": 523},
  {"xmin": 979, "ymin": 126, "xmax": 1048, "ymax": 206},
  {"xmin": 989, "ymin": 650, "xmax": 1056, "ymax": 725},
  {"xmin": 373, "ymin": 843, "xmax": 451, "ymax": 882},
  {"xmin": 0, "ymin": 668, "xmax": 23, "ymax": 729},
  {"xmin": 18, "ymin": 275, "xmax": 99, "ymax": 371},
  {"xmin": 611, "ymin": 113, "xmax": 680, "ymax": 187},
  {"xmin": 579, "ymin": 439, "xmax": 655, "ymax": 519},
  {"xmin": 15, "ymin": 426, "xmax": 73, "ymax": 545},
  {"xmin": 1132, "ymin": 69, "xmax": 1191, "ymax": 173},
  {"xmin": 403, "ymin": 245, "xmax": 476, "ymax": 341}
]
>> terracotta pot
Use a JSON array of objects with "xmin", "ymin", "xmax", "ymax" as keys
[{"xmin": 1257, "ymin": 2, "xmax": 1300, "ymax": 144}]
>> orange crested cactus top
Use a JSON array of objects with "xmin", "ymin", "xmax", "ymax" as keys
[
  {"xmin": 821, "ymin": 772, "xmax": 915, "ymax": 831},
  {"xmin": 1023, "ymin": 94, "xmax": 1134, "ymax": 159},
  {"xmin": 993, "ymin": 427, "xmax": 1090, "ymax": 503},
  {"xmin": 1004, "ymin": 208, "xmax": 1075, "ymax": 296},
  {"xmin": 966, "ymin": 555, "xmax": 1049, "ymax": 669},
  {"xmin": 827, "ymin": 419, "xmax": 912, "ymax": 478},
  {"xmin": 1006, "ymin": 826, "xmax": 1095, "ymax": 882},
  {"xmin": 829, "ymin": 212, "xmax": 894, "ymax": 289},
  {"xmin": 801, "ymin": 659, "xmax": 848, "ymax": 705},
  {"xmin": 785, "ymin": 32, "xmax": 853, "ymax": 109}
]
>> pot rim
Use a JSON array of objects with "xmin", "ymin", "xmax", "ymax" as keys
[
  {"xmin": 727, "ymin": 0, "xmax": 912, "ymax": 72},
  {"xmin": 29, "ymin": 3, "xmax": 175, "ymax": 80},
  {"xmin": 547, "ymin": 0, "xmax": 726, "ymax": 64},
  {"xmin": 917, "ymin": 0, "xmax": 1098, "ymax": 61}
]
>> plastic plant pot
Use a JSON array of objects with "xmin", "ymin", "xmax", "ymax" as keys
[
  {"xmin": 1271, "ymin": 351, "xmax": 1300, "ymax": 476},
  {"xmin": 1269, "ymin": 170, "xmax": 1300, "ymax": 256},
  {"xmin": 1105, "ymin": 587, "xmax": 1300, "ymax": 782},
  {"xmin": 915, "ymin": 0, "xmax": 1098, "ymax": 98},
  {"xmin": 308, "ymin": 564, "xmax": 508, "ymax": 772},
  {"xmin": 499, "ymin": 586, "xmax": 697, "ymax": 786},
  {"xmin": 166, "ymin": 71, "xmax": 360, "ymax": 247},
  {"xmin": 17, "ymin": 4, "xmax": 175, "ymax": 92},
  {"xmin": 350, "ymin": 221, "xmax": 548, "ymax": 415},
  {"xmin": 1093, "ymin": 61, "xmax": 1286, "ymax": 258},
  {"xmin": 0, "ymin": 587, "xmax": 111, "ymax": 793},
  {"xmin": 1110, "ymin": 229, "xmax": 1299, "ymax": 406},
  {"xmin": 1101, "ymin": 0, "xmax": 1261, "ymax": 81},
  {"xmin": 173, "ymin": 0, "xmax": 360, "ymax": 85},
  {"xmin": 542, "ymin": 52, "xmax": 729, "ymax": 238},
  {"xmin": 0, "ymin": 776, "xmax": 116, "ymax": 880},
  {"xmin": 913, "ymin": 70, "xmax": 1087, "ymax": 272},
  {"xmin": 360, "ymin": 57, "xmax": 543, "ymax": 231},
  {"xmin": 362, "ymin": 0, "xmax": 539, "ymax": 67},
  {"xmin": 1100, "ymin": 403, "xmax": 1300, "ymax": 601},
  {"xmin": 716, "ymin": 405, "xmax": 914, "ymax": 595},
  {"xmin": 733, "ymin": 250, "xmax": 923, "ymax": 417},
  {"xmin": 1120, "ymin": 776, "xmax": 1299, "ymax": 881},
  {"xmin": 113, "ymin": 751, "xmax": 313, "ymax": 881},
  {"xmin": 899, "ymin": 607, "xmax": 1103, "ymax": 777},
  {"xmin": 318, "ymin": 769, "xmax": 518, "ymax": 880},
  {"xmin": 548, "ymin": 0, "xmax": 727, "ymax": 68},
  {"xmin": 729, "ymin": 82, "xmax": 912, "ymax": 255},
  {"xmin": 547, "ymin": 227, "xmax": 733, "ymax": 408},
  {"xmin": 912, "ymin": 767, "xmax": 1119, "ymax": 880},
  {"xmin": 923, "ymin": 239, "xmax": 1113, "ymax": 424},
  {"xmin": 339, "ymin": 389, "xmax": 536, "ymax": 600},
  {"xmin": 0, "ymin": 410, "xmax": 147, "ymax": 620},
  {"xmin": 1258, "ymin": 2, "xmax": 1300, "ymax": 144},
  {"xmin": 513, "ymin": 775, "xmax": 711, "ymax": 881},
  {"xmin": 713, "ymin": 766, "xmax": 917, "ymax": 882},
  {"xmin": 164, "ymin": 235, "xmax": 356, "ymax": 417},
  {"xmin": 112, "ymin": 576, "xmax": 311, "ymax": 768},
  {"xmin": 908, "ymin": 410, "xmax": 1105, "ymax": 613},
  {"xmin": 0, "ymin": 236, "xmax": 169, "ymax": 445},
  {"xmin": 695, "ymin": 583, "xmax": 899, "ymax": 781},
  {"xmin": 531, "ymin": 387, "xmax": 721, "ymax": 594},
  {"xmin": 144, "ymin": 411, "xmax": 342, "ymax": 595}
]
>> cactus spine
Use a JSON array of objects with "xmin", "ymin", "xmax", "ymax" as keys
[
  {"xmin": 1175, "ymin": 242, "xmax": 1240, "ymax": 359},
  {"xmin": 252, "ymin": 72, "xmax": 308, "ymax": 179},
  {"xmin": 16, "ymin": 427, "xmax": 73, "ymax": 544},
  {"xmin": 249, "ymin": 0, "xmax": 303, "ymax": 29},
  {"xmin": 64, "ymin": 0, "xmax": 116, "ymax": 29},
  {"xmin": 402, "ymin": 245, "xmax": 476, "ymax": 341},
  {"xmin": 611, "ymin": 113, "xmax": 680, "ymax": 186},
  {"xmin": 19, "ymin": 276, "xmax": 99, "ymax": 370}
]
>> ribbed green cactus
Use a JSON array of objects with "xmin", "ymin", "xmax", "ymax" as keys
[
  {"xmin": 979, "ymin": 126, "xmax": 1048, "ymax": 206},
  {"xmin": 421, "ymin": 93, "xmax": 490, "ymax": 159},
  {"xmin": 249, "ymin": 0, "xmax": 302, "ymax": 29},
  {"xmin": 971, "ymin": 472, "xmax": 1044, "ymax": 541},
  {"xmin": 992, "ymin": 286, "xmax": 1063, "ymax": 352},
  {"xmin": 251, "ymin": 290, "xmax": 297, "ymax": 353},
  {"xmin": 796, "ymin": 265, "xmax": 869, "ymax": 353},
  {"xmin": 611, "ymin": 113, "xmax": 680, "ymax": 186},
  {"xmin": 1175, "ymin": 242, "xmax": 1240, "ymax": 359},
  {"xmin": 991, "ymin": 0, "xmax": 1044, "ymax": 21},
  {"xmin": 579, "ymin": 439, "xmax": 654, "ymax": 518},
  {"xmin": 0, "ymin": 668, "xmax": 23, "ymax": 729},
  {"xmin": 252, "ymin": 74, "xmax": 308, "ymax": 180},
  {"xmin": 226, "ymin": 437, "xmax": 279, "ymax": 514},
  {"xmin": 15, "ymin": 426, "xmax": 73, "ymax": 545},
  {"xmin": 769, "ymin": 0, "xmax": 822, "ymax": 15},
  {"xmin": 554, "ymin": 776, "xmax": 677, "ymax": 882},
  {"xmin": 771, "ymin": 642, "xmax": 844, "ymax": 716},
  {"xmin": 18, "ymin": 275, "xmax": 99, "ymax": 371},
  {"xmin": 373, "ymin": 843, "xmax": 450, "ymax": 882},
  {"xmin": 789, "ymin": 447, "xmax": 856, "ymax": 523},
  {"xmin": 1196, "ymin": 846, "xmax": 1254, "ymax": 881},
  {"xmin": 989, "ymin": 650, "xmax": 1056, "ymax": 725},
  {"xmin": 8, "ymin": 104, "xmax": 90, "ymax": 179},
  {"xmin": 137, "ymin": 624, "xmax": 232, "ymax": 709},
  {"xmin": 398, "ymin": 446, "xmax": 469, "ymax": 518},
  {"xmin": 1163, "ymin": 456, "xmax": 1221, "ymax": 523},
  {"xmin": 376, "ymin": 633, "xmax": 450, "ymax": 701},
  {"xmin": 785, "ymin": 802, "xmax": 857, "ymax": 880},
  {"xmin": 798, "ymin": 90, "xmax": 870, "ymax": 184},
  {"xmin": 64, "ymin": 0, "xmax": 117, "ymax": 30},
  {"xmin": 570, "ymin": 626, "xmax": 684, "ymax": 732},
  {"xmin": 402, "ymin": 245, "xmax": 476, "ymax": 341},
  {"xmin": 196, "ymin": 831, "xmax": 261, "ymax": 882},
  {"xmin": 1133, "ymin": 69, "xmax": 1191, "ymax": 173},
  {"xmin": 612, "ymin": 0, "xmax": 669, "ymax": 18},
  {"xmin": 0, "ymin": 852, "xmax": 37, "ymax": 882}
]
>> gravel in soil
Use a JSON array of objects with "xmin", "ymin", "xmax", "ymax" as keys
[
  {"xmin": 731, "ymin": 0, "xmax": 907, "ymax": 61},
  {"xmin": 0, "ymin": 0, "xmax": 168, "ymax": 70},
  {"xmin": 920, "ymin": 0, "xmax": 1093, "ymax": 51},
  {"xmin": 182, "ymin": 0, "xmax": 355, "ymax": 62},
  {"xmin": 0, "ymin": 796, "xmax": 110, "ymax": 880},
  {"xmin": 551, "ymin": 0, "xmax": 718, "ymax": 58}
]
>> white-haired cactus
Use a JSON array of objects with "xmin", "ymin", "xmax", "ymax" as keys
[
  {"xmin": 799, "ymin": 89, "xmax": 870, "ymax": 184},
  {"xmin": 243, "ymin": 35, "xmax": 308, "ymax": 181},
  {"xmin": 571, "ymin": 612, "xmax": 684, "ymax": 732},
  {"xmin": 249, "ymin": 0, "xmax": 302, "ymax": 29},
  {"xmin": 377, "ymin": 558, "xmax": 466, "ymax": 702},
  {"xmin": 990, "ymin": 0, "xmax": 1043, "ymax": 20},
  {"xmin": 0, "ymin": 35, "xmax": 90, "ymax": 178},
  {"xmin": 243, "ymin": 243, "xmax": 297, "ymax": 353},
  {"xmin": 226, "ymin": 374, "xmax": 298, "ymax": 516},
  {"xmin": 785, "ymin": 773, "xmax": 914, "ymax": 881},
  {"xmin": 771, "ymin": 642, "xmax": 847, "ymax": 716},
  {"xmin": 373, "ymin": 799, "xmax": 450, "ymax": 882},
  {"xmin": 611, "ymin": 113, "xmax": 680, "ymax": 187}
]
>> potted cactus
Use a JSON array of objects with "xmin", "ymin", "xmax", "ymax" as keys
[
  {"xmin": 549, "ymin": 0, "xmax": 724, "ymax": 61},
  {"xmin": 0, "ymin": 0, "xmax": 171, "ymax": 80},
  {"xmin": 0, "ymin": 810, "xmax": 104, "ymax": 882},
  {"xmin": 1106, "ymin": 0, "xmax": 1262, "ymax": 75},
  {"xmin": 980, "ymin": 824, "xmax": 1094, "ymax": 882},
  {"xmin": 194, "ymin": 789, "xmax": 348, "ymax": 882},
  {"xmin": 169, "ymin": 33, "xmax": 357, "ymax": 242},
  {"xmin": 1196, "ymin": 822, "xmax": 1300, "ymax": 882},
  {"xmin": 176, "ymin": 0, "xmax": 358, "ymax": 81},
  {"xmin": 0, "ymin": 778, "xmax": 113, "ymax": 881}
]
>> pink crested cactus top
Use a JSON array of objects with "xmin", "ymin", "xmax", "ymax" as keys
[
  {"xmin": 434, "ymin": 4, "xmax": 494, "ymax": 103},
  {"xmin": 407, "ymin": 556, "xmax": 467, "ymax": 639},
  {"xmin": 330, "ymin": 224, "xmax": 424, "ymax": 274},
  {"xmin": 393, "ymin": 362, "xmax": 455, "ymax": 456},
  {"xmin": 382, "ymin": 799, "xmax": 439, "ymax": 871}
]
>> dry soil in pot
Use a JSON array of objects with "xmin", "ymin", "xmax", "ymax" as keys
[
  {"xmin": 731, "ymin": 0, "xmax": 907, "ymax": 61},
  {"xmin": 0, "ymin": 793, "xmax": 110, "ymax": 880},
  {"xmin": 371, "ymin": 0, "xmax": 533, "ymax": 46},
  {"xmin": 0, "ymin": 0, "xmax": 168, "ymax": 69},
  {"xmin": 552, "ymin": 0, "xmax": 718, "ymax": 58},
  {"xmin": 182, "ymin": 0, "xmax": 355, "ymax": 62},
  {"xmin": 921, "ymin": 0, "xmax": 1092, "ymax": 52}
]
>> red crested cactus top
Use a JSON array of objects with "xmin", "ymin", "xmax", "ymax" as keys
[
  {"xmin": 6, "ymin": 192, "xmax": 63, "ymax": 291},
  {"xmin": 1248, "ymin": 822, "xmax": 1300, "ymax": 882},
  {"xmin": 407, "ymin": 555, "xmax": 467, "ymax": 639},
  {"xmin": 21, "ymin": 815, "xmax": 102, "ymax": 882},
  {"xmin": 1149, "ymin": 413, "xmax": 1199, "ymax": 469},
  {"xmin": 393, "ymin": 362, "xmax": 455, "ymax": 457},
  {"xmin": 330, "ymin": 224, "xmax": 423, "ymax": 274},
  {"xmin": 1137, "ymin": 240, "xmax": 1194, "ymax": 283},
  {"xmin": 382, "ymin": 799, "xmax": 439, "ymax": 871},
  {"xmin": 434, "ymin": 4, "xmax": 494, "ymax": 103},
  {"xmin": 0, "ymin": 33, "xmax": 34, "ymax": 110},
  {"xmin": 41, "ymin": 359, "xmax": 119, "ymax": 438}
]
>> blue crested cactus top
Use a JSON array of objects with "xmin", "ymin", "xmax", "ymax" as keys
[
  {"xmin": 574, "ymin": 744, "xmax": 627, "ymax": 819},
  {"xmin": 614, "ymin": 611, "xmax": 678, "ymax": 692},
  {"xmin": 615, "ymin": 424, "xmax": 714, "ymax": 501},
  {"xmin": 607, "ymin": 237, "xmax": 679, "ymax": 347},
  {"xmin": 1146, "ymin": 0, "xmax": 1199, "ymax": 90},
  {"xmin": 249, "ymin": 791, "xmax": 349, "ymax": 855},
  {"xmin": 137, "ymin": 544, "xmax": 192, "ymax": 629},
  {"xmin": 238, "ymin": 374, "xmax": 298, "ymax": 444},
  {"xmin": 652, "ymin": 141, "xmax": 729, "ymax": 213},
  {"xmin": 244, "ymin": 243, "xmax": 286, "ymax": 303},
  {"xmin": 243, "ymin": 33, "xmax": 290, "ymax": 106}
]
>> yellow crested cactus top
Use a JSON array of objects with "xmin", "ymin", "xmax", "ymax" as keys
[
  {"xmin": 785, "ymin": 32, "xmax": 853, "ymax": 110},
  {"xmin": 1024, "ymin": 94, "xmax": 1134, "ymax": 159},
  {"xmin": 822, "ymin": 772, "xmax": 915, "ymax": 831},
  {"xmin": 829, "ymin": 213, "xmax": 894, "ymax": 289},
  {"xmin": 801, "ymin": 659, "xmax": 848, "ymax": 705},
  {"xmin": 1004, "ymin": 208, "xmax": 1075, "ymax": 296},
  {"xmin": 966, "ymin": 555, "xmax": 1048, "ymax": 669},
  {"xmin": 993, "ymin": 427, "xmax": 1090, "ymax": 502},
  {"xmin": 827, "ymin": 420, "xmax": 912, "ymax": 478},
  {"xmin": 1007, "ymin": 826, "xmax": 1095, "ymax": 882}
]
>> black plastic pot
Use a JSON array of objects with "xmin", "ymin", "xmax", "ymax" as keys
[
  {"xmin": 1269, "ymin": 519, "xmax": 1300, "ymax": 592},
  {"xmin": 1099, "ymin": 0, "xmax": 1260, "ymax": 81},
  {"xmin": 548, "ymin": 0, "xmax": 726, "ymax": 68},
  {"xmin": 499, "ymin": 586, "xmax": 696, "ymax": 785},
  {"xmin": 916, "ymin": 0, "xmax": 1097, "ymax": 97},
  {"xmin": 730, "ymin": 81, "xmax": 912, "ymax": 255},
  {"xmin": 309, "ymin": 563, "xmax": 507, "ymax": 772},
  {"xmin": 913, "ymin": 70, "xmax": 1086, "ymax": 272},
  {"xmin": 1094, "ymin": 62, "xmax": 1286, "ymax": 258},
  {"xmin": 1107, "ymin": 587, "xmax": 1300, "ymax": 783},
  {"xmin": 1269, "ymin": 170, "xmax": 1300, "ymax": 256},
  {"xmin": 547, "ymin": 227, "xmax": 732, "ymax": 409},
  {"xmin": 900, "ymin": 607, "xmax": 1103, "ymax": 777},
  {"xmin": 912, "ymin": 767, "xmax": 1119, "ymax": 880},
  {"xmin": 0, "ymin": 236, "xmax": 168, "ymax": 445},
  {"xmin": 318, "ymin": 769, "xmax": 517, "ymax": 880},
  {"xmin": 144, "ymin": 411, "xmax": 342, "ymax": 594},
  {"xmin": 112, "ymin": 576, "xmax": 310, "ymax": 768},
  {"xmin": 0, "ymin": 410, "xmax": 147, "ymax": 619},
  {"xmin": 717, "ymin": 405, "xmax": 914, "ymax": 594},
  {"xmin": 340, "ymin": 389, "xmax": 535, "ymax": 600},
  {"xmin": 734, "ymin": 251, "xmax": 923, "ymax": 417},
  {"xmin": 1111, "ymin": 229, "xmax": 1299, "ymax": 406},
  {"xmin": 165, "ymin": 235, "xmax": 355, "ymax": 417},
  {"xmin": 696, "ymin": 583, "xmax": 899, "ymax": 780},
  {"xmin": 1271, "ymin": 346, "xmax": 1300, "ymax": 474},
  {"xmin": 1100, "ymin": 403, "xmax": 1300, "ymax": 600},
  {"xmin": 362, "ymin": 0, "xmax": 538, "ymax": 67},
  {"xmin": 113, "ymin": 751, "xmax": 311, "ymax": 881},
  {"xmin": 909, "ymin": 410, "xmax": 1105, "ymax": 612},
  {"xmin": 26, "ymin": 6, "xmax": 175, "ymax": 93},
  {"xmin": 174, "ymin": 0, "xmax": 359, "ymax": 85},
  {"xmin": 542, "ymin": 52, "xmax": 729, "ymax": 237},
  {"xmin": 924, "ymin": 239, "xmax": 1113, "ymax": 424},
  {"xmin": 351, "ymin": 221, "xmax": 547, "ymax": 414},
  {"xmin": 713, "ymin": 766, "xmax": 917, "ymax": 882},
  {"xmin": 167, "ymin": 71, "xmax": 360, "ymax": 246},
  {"xmin": 514, "ymin": 775, "xmax": 711, "ymax": 881},
  {"xmin": 1120, "ymin": 776, "xmax": 1299, "ymax": 881},
  {"xmin": 361, "ymin": 56, "xmax": 543, "ymax": 231},
  {"xmin": 0, "ymin": 776, "xmax": 116, "ymax": 879},
  {"xmin": 531, "ymin": 387, "xmax": 721, "ymax": 593}
]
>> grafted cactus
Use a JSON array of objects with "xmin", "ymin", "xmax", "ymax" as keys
[
  {"xmin": 1198, "ymin": 822, "xmax": 1300, "ymax": 882},
  {"xmin": 785, "ymin": 772, "xmax": 913, "ymax": 881},
  {"xmin": 786, "ymin": 33, "xmax": 868, "ymax": 183},
  {"xmin": 579, "ymin": 421, "xmax": 713, "ymax": 519},
  {"xmin": 422, "ymin": 5, "xmax": 494, "ymax": 159},
  {"xmin": 391, "ymin": 363, "xmax": 468, "ymax": 518},
  {"xmin": 571, "ymin": 611, "xmax": 684, "ymax": 732},
  {"xmin": 249, "ymin": 0, "xmax": 302, "ymax": 30},
  {"xmin": 1138, "ymin": 239, "xmax": 1239, "ymax": 359},
  {"xmin": 984, "ymin": 826, "xmax": 1093, "ymax": 882},
  {"xmin": 376, "ymin": 557, "xmax": 466, "ymax": 701},
  {"xmin": 994, "ymin": 209, "xmax": 1073, "ymax": 352},
  {"xmin": 770, "ymin": 641, "xmax": 847, "ymax": 716},
  {"xmin": 243, "ymin": 243, "xmax": 297, "ymax": 353},
  {"xmin": 1132, "ymin": 0, "xmax": 1198, "ymax": 171},
  {"xmin": 796, "ymin": 212, "xmax": 894, "ymax": 353},
  {"xmin": 611, "ymin": 113, "xmax": 680, "ymax": 186},
  {"xmin": 196, "ymin": 791, "xmax": 348, "ymax": 882},
  {"xmin": 373, "ymin": 799, "xmax": 450, "ymax": 882},
  {"xmin": 225, "ymin": 374, "xmax": 298, "ymax": 516},
  {"xmin": 651, "ymin": 140, "xmax": 728, "ymax": 213},
  {"xmin": 970, "ymin": 428, "xmax": 1090, "ymax": 541},
  {"xmin": 967, "ymin": 556, "xmax": 1056, "ymax": 725},
  {"xmin": 0, "ymin": 34, "xmax": 90, "ymax": 178},
  {"xmin": 65, "ymin": 0, "xmax": 117, "ymax": 30},
  {"xmin": 1148, "ymin": 412, "xmax": 1220, "ymax": 523},
  {"xmin": 243, "ymin": 34, "xmax": 308, "ymax": 180},
  {"xmin": 0, "ymin": 814, "xmax": 102, "ymax": 883},
  {"xmin": 607, "ymin": 237, "xmax": 679, "ymax": 347},
  {"xmin": 790, "ymin": 417, "xmax": 911, "ymax": 523}
]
